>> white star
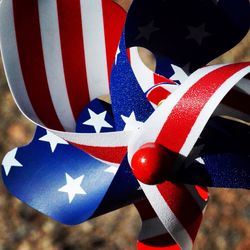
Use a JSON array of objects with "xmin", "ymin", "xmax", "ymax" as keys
[
  {"xmin": 105, "ymin": 166, "xmax": 119, "ymax": 175},
  {"xmin": 136, "ymin": 20, "xmax": 159, "ymax": 41},
  {"xmin": 195, "ymin": 157, "xmax": 205, "ymax": 165},
  {"xmin": 121, "ymin": 112, "xmax": 144, "ymax": 131},
  {"xmin": 58, "ymin": 173, "xmax": 86, "ymax": 204},
  {"xmin": 115, "ymin": 47, "xmax": 121, "ymax": 65},
  {"xmin": 170, "ymin": 64, "xmax": 188, "ymax": 84},
  {"xmin": 83, "ymin": 109, "xmax": 113, "ymax": 133},
  {"xmin": 2, "ymin": 148, "xmax": 23, "ymax": 176},
  {"xmin": 185, "ymin": 145, "xmax": 205, "ymax": 168},
  {"xmin": 187, "ymin": 23, "xmax": 211, "ymax": 45},
  {"xmin": 39, "ymin": 131, "xmax": 68, "ymax": 153}
]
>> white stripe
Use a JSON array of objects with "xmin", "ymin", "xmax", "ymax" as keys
[
  {"xmin": 139, "ymin": 217, "xmax": 168, "ymax": 241},
  {"xmin": 52, "ymin": 129, "xmax": 131, "ymax": 147},
  {"xmin": 127, "ymin": 64, "xmax": 223, "ymax": 163},
  {"xmin": 180, "ymin": 65, "xmax": 250, "ymax": 157},
  {"xmin": 38, "ymin": 1, "xmax": 76, "ymax": 132},
  {"xmin": 130, "ymin": 47, "xmax": 155, "ymax": 92},
  {"xmin": 0, "ymin": 1, "xmax": 129, "ymax": 150},
  {"xmin": 0, "ymin": 0, "xmax": 42, "ymax": 125},
  {"xmin": 159, "ymin": 83, "xmax": 179, "ymax": 94},
  {"xmin": 140, "ymin": 183, "xmax": 193, "ymax": 250},
  {"xmin": 80, "ymin": 0, "xmax": 109, "ymax": 100}
]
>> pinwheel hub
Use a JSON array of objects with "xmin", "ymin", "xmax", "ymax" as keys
[{"xmin": 131, "ymin": 143, "xmax": 173, "ymax": 185}]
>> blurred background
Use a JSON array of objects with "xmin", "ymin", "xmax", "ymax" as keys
[{"xmin": 0, "ymin": 2, "xmax": 250, "ymax": 249}]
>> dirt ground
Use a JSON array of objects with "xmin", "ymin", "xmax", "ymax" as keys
[{"xmin": 0, "ymin": 28, "xmax": 249, "ymax": 250}]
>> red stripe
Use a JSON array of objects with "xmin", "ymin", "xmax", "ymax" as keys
[
  {"xmin": 138, "ymin": 234, "xmax": 180, "ymax": 250},
  {"xmin": 147, "ymin": 86, "xmax": 171, "ymax": 105},
  {"xmin": 57, "ymin": 0, "xmax": 90, "ymax": 120},
  {"xmin": 135, "ymin": 201, "xmax": 179, "ymax": 249},
  {"xmin": 157, "ymin": 182, "xmax": 203, "ymax": 241},
  {"xmin": 127, "ymin": 48, "xmax": 131, "ymax": 63},
  {"xmin": 154, "ymin": 74, "xmax": 175, "ymax": 85},
  {"xmin": 13, "ymin": 0, "xmax": 64, "ymax": 131},
  {"xmin": 102, "ymin": 0, "xmax": 126, "ymax": 81},
  {"xmin": 71, "ymin": 143, "xmax": 127, "ymax": 164},
  {"xmin": 156, "ymin": 63, "xmax": 250, "ymax": 153},
  {"xmin": 195, "ymin": 186, "xmax": 209, "ymax": 201}
]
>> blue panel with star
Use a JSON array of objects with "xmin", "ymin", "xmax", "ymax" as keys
[
  {"xmin": 76, "ymin": 98, "xmax": 116, "ymax": 133},
  {"xmin": 110, "ymin": 30, "xmax": 155, "ymax": 131},
  {"xmin": 110, "ymin": 33, "xmax": 250, "ymax": 189},
  {"xmin": 125, "ymin": 0, "xmax": 249, "ymax": 71},
  {"xmin": 1, "ymin": 126, "xmax": 124, "ymax": 225}
]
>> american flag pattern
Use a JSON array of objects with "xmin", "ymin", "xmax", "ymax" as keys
[
  {"xmin": 0, "ymin": 0, "xmax": 131, "ymax": 165},
  {"xmin": 111, "ymin": 29, "xmax": 208, "ymax": 250},
  {"xmin": 127, "ymin": 63, "xmax": 250, "ymax": 250},
  {"xmin": 0, "ymin": 0, "xmax": 250, "ymax": 250},
  {"xmin": 0, "ymin": 0, "xmax": 126, "ymax": 132},
  {"xmin": 2, "ymin": 126, "xmax": 123, "ymax": 225}
]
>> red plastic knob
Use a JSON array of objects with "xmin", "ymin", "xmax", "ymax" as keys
[{"xmin": 131, "ymin": 143, "xmax": 173, "ymax": 185}]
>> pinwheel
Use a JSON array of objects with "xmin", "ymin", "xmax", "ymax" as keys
[{"xmin": 0, "ymin": 0, "xmax": 249, "ymax": 249}]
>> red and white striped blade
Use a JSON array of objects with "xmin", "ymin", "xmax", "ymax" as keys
[
  {"xmin": 135, "ymin": 183, "xmax": 208, "ymax": 250},
  {"xmin": 0, "ymin": 0, "xmax": 126, "ymax": 132},
  {"xmin": 128, "ymin": 62, "xmax": 250, "ymax": 249},
  {"xmin": 128, "ymin": 63, "xmax": 250, "ymax": 162},
  {"xmin": 0, "ymin": 0, "xmax": 131, "ymax": 165},
  {"xmin": 128, "ymin": 47, "xmax": 179, "ymax": 93}
]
